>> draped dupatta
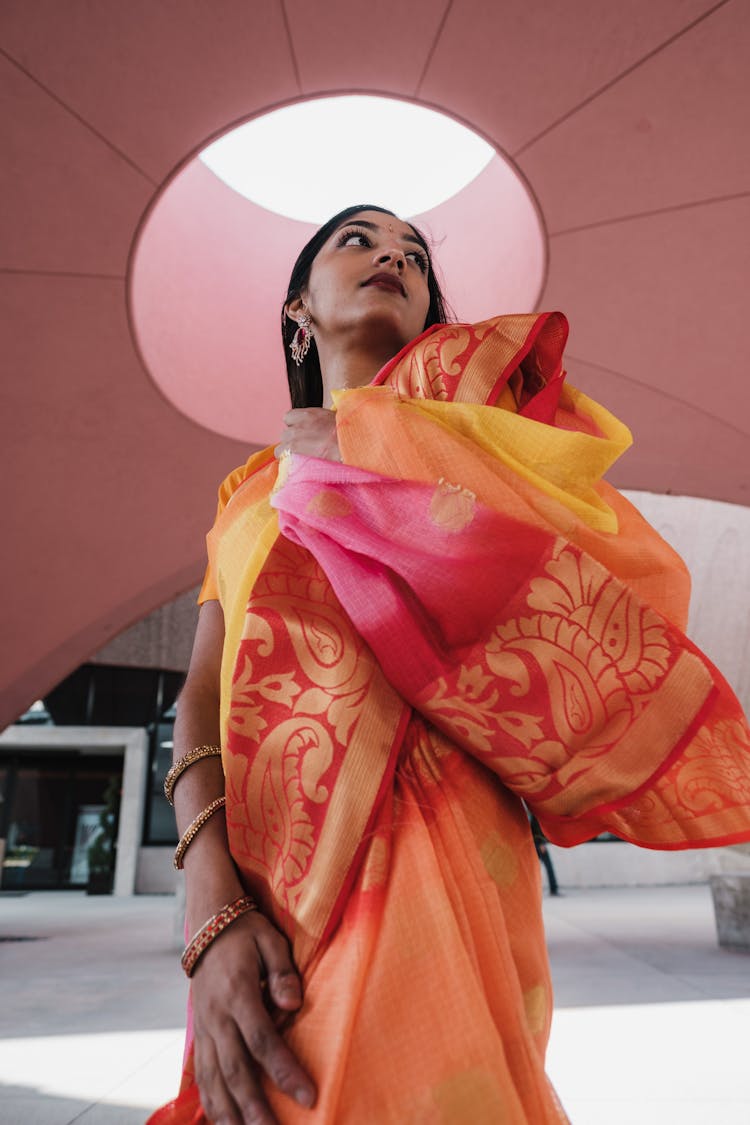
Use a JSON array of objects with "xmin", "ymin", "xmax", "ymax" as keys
[{"xmin": 211, "ymin": 313, "xmax": 750, "ymax": 977}]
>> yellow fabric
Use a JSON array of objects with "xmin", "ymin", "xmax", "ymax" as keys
[
  {"xmin": 197, "ymin": 460, "xmax": 265, "ymax": 604},
  {"xmin": 334, "ymin": 382, "xmax": 691, "ymax": 630},
  {"xmin": 334, "ymin": 381, "xmax": 632, "ymax": 534}
]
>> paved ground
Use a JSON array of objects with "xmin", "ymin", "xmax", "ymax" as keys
[{"xmin": 0, "ymin": 885, "xmax": 748, "ymax": 1124}]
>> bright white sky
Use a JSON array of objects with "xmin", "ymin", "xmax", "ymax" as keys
[{"xmin": 200, "ymin": 95, "xmax": 495, "ymax": 222}]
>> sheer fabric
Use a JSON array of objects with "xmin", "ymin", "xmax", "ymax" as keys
[{"xmin": 152, "ymin": 314, "xmax": 750, "ymax": 1124}]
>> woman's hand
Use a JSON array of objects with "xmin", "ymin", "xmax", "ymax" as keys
[
  {"xmin": 274, "ymin": 408, "xmax": 341, "ymax": 462},
  {"xmin": 191, "ymin": 909, "xmax": 316, "ymax": 1125}
]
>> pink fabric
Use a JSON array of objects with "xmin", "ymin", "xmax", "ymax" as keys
[{"xmin": 272, "ymin": 456, "xmax": 550, "ymax": 692}]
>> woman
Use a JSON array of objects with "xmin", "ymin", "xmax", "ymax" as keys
[{"xmin": 151, "ymin": 206, "xmax": 750, "ymax": 1125}]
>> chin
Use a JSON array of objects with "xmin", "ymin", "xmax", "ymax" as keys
[{"xmin": 358, "ymin": 307, "xmax": 421, "ymax": 349}]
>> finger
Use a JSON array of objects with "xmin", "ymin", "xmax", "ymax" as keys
[
  {"xmin": 218, "ymin": 1023, "xmax": 281, "ymax": 1125},
  {"xmin": 283, "ymin": 407, "xmax": 333, "ymax": 423},
  {"xmin": 195, "ymin": 1031, "xmax": 245, "ymax": 1125},
  {"xmin": 255, "ymin": 925, "xmax": 303, "ymax": 1012},
  {"xmin": 235, "ymin": 1000, "xmax": 316, "ymax": 1109},
  {"xmin": 283, "ymin": 409, "xmax": 311, "ymax": 424}
]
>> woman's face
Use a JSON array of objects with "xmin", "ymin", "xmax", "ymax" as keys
[{"xmin": 296, "ymin": 210, "xmax": 432, "ymax": 355}]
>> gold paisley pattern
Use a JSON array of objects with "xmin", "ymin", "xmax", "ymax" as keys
[
  {"xmin": 616, "ymin": 717, "xmax": 750, "ymax": 840},
  {"xmin": 525, "ymin": 545, "xmax": 672, "ymax": 693},
  {"xmin": 451, "ymin": 314, "xmax": 559, "ymax": 407},
  {"xmin": 225, "ymin": 538, "xmax": 383, "ymax": 927},
  {"xmin": 227, "ymin": 714, "xmax": 332, "ymax": 899},
  {"xmin": 387, "ymin": 325, "xmax": 466, "ymax": 401},
  {"xmin": 384, "ymin": 321, "xmax": 505, "ymax": 403},
  {"xmin": 417, "ymin": 538, "xmax": 715, "ymax": 819},
  {"xmin": 676, "ymin": 719, "xmax": 750, "ymax": 811}
]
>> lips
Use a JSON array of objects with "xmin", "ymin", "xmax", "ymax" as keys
[{"xmin": 363, "ymin": 272, "xmax": 406, "ymax": 297}]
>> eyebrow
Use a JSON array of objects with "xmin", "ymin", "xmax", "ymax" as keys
[{"xmin": 334, "ymin": 218, "xmax": 427, "ymax": 251}]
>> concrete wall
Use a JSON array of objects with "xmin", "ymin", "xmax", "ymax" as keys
[
  {"xmin": 549, "ymin": 841, "xmax": 750, "ymax": 889},
  {"xmin": 624, "ymin": 490, "xmax": 750, "ymax": 714},
  {"xmin": 139, "ymin": 841, "xmax": 750, "ymax": 895},
  {"xmin": 136, "ymin": 846, "xmax": 178, "ymax": 894}
]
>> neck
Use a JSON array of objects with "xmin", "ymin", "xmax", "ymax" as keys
[{"xmin": 317, "ymin": 340, "xmax": 399, "ymax": 408}]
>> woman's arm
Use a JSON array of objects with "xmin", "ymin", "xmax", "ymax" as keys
[{"xmin": 174, "ymin": 600, "xmax": 316, "ymax": 1125}]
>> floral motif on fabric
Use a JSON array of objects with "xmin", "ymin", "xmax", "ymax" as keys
[
  {"xmin": 384, "ymin": 324, "xmax": 487, "ymax": 402},
  {"xmin": 415, "ymin": 540, "xmax": 687, "ymax": 809},
  {"xmin": 619, "ymin": 717, "xmax": 750, "ymax": 835},
  {"xmin": 225, "ymin": 537, "xmax": 378, "ymax": 924}
]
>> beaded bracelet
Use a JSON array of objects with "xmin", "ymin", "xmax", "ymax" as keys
[
  {"xmin": 173, "ymin": 797, "xmax": 226, "ymax": 870},
  {"xmin": 181, "ymin": 895, "xmax": 258, "ymax": 977},
  {"xmin": 164, "ymin": 744, "xmax": 222, "ymax": 805}
]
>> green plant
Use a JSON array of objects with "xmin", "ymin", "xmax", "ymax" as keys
[{"xmin": 88, "ymin": 777, "xmax": 120, "ymax": 875}]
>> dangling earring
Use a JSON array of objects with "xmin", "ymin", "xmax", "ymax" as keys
[{"xmin": 290, "ymin": 312, "xmax": 313, "ymax": 366}]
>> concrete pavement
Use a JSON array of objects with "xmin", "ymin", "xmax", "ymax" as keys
[{"xmin": 0, "ymin": 885, "xmax": 748, "ymax": 1123}]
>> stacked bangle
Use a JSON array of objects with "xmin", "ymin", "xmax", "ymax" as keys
[
  {"xmin": 164, "ymin": 744, "xmax": 222, "ymax": 805},
  {"xmin": 181, "ymin": 895, "xmax": 258, "ymax": 977},
  {"xmin": 173, "ymin": 797, "xmax": 226, "ymax": 870}
]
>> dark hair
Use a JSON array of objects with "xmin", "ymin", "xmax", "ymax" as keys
[{"xmin": 281, "ymin": 204, "xmax": 453, "ymax": 408}]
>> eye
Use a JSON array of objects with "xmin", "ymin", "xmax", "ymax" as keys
[
  {"xmin": 406, "ymin": 249, "xmax": 429, "ymax": 274},
  {"xmin": 336, "ymin": 227, "xmax": 372, "ymax": 248}
]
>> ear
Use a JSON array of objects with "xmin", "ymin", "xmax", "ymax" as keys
[{"xmin": 285, "ymin": 294, "xmax": 306, "ymax": 324}]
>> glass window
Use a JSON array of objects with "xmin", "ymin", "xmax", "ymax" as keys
[
  {"xmin": 2, "ymin": 763, "xmax": 67, "ymax": 889},
  {"xmin": 0, "ymin": 754, "xmax": 122, "ymax": 889},
  {"xmin": 144, "ymin": 723, "xmax": 178, "ymax": 845},
  {"xmin": 65, "ymin": 764, "xmax": 121, "ymax": 886}
]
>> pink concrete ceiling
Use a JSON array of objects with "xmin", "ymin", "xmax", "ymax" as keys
[
  {"xmin": 2, "ymin": 0, "xmax": 748, "ymax": 727},
  {"xmin": 132, "ymin": 151, "xmax": 544, "ymax": 443}
]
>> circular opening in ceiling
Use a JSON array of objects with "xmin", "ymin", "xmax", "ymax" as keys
[
  {"xmin": 131, "ymin": 95, "xmax": 546, "ymax": 446},
  {"xmin": 200, "ymin": 96, "xmax": 495, "ymax": 223}
]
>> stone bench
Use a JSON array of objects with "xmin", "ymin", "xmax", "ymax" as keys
[{"xmin": 710, "ymin": 873, "xmax": 750, "ymax": 951}]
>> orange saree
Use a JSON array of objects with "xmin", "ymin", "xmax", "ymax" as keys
[{"xmin": 153, "ymin": 313, "xmax": 750, "ymax": 1124}]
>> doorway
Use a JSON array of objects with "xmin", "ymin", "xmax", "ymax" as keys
[{"xmin": 0, "ymin": 751, "xmax": 123, "ymax": 890}]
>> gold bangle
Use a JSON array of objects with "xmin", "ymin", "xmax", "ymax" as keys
[
  {"xmin": 181, "ymin": 894, "xmax": 258, "ymax": 978},
  {"xmin": 164, "ymin": 744, "xmax": 222, "ymax": 805},
  {"xmin": 173, "ymin": 797, "xmax": 226, "ymax": 870}
]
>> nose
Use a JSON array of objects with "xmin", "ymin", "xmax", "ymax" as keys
[{"xmin": 375, "ymin": 247, "xmax": 405, "ymax": 272}]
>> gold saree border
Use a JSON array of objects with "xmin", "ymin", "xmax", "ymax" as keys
[
  {"xmin": 455, "ymin": 314, "xmax": 551, "ymax": 406},
  {"xmin": 293, "ymin": 684, "xmax": 410, "ymax": 966},
  {"xmin": 536, "ymin": 650, "xmax": 715, "ymax": 818}
]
